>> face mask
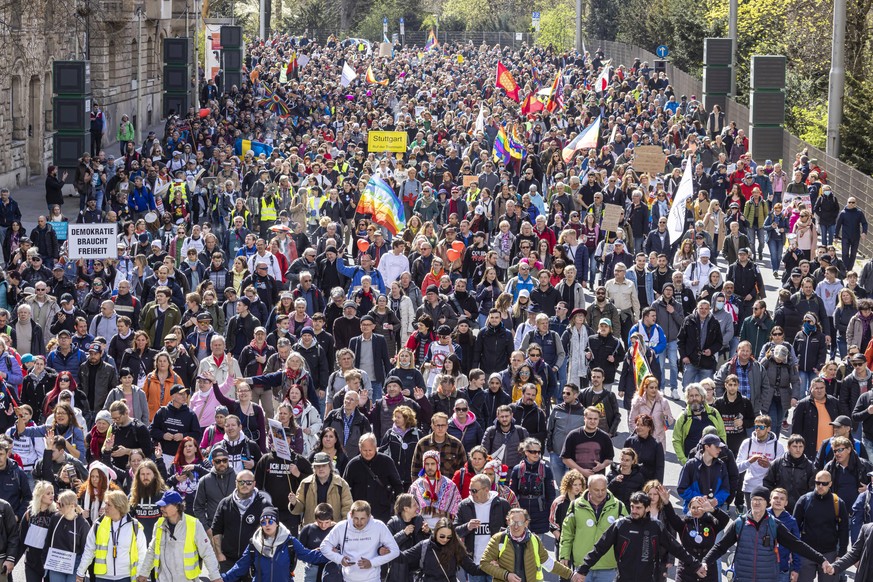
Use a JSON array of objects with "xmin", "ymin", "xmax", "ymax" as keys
[
  {"xmin": 803, "ymin": 322, "xmax": 816, "ymax": 334},
  {"xmin": 715, "ymin": 301, "xmax": 725, "ymax": 311}
]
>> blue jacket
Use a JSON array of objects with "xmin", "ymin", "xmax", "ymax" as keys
[
  {"xmin": 676, "ymin": 454, "xmax": 731, "ymax": 511},
  {"xmin": 851, "ymin": 487, "xmax": 873, "ymax": 543},
  {"xmin": 127, "ymin": 186, "xmax": 156, "ymax": 213},
  {"xmin": 836, "ymin": 206, "xmax": 869, "ymax": 240},
  {"xmin": 623, "ymin": 267, "xmax": 655, "ymax": 305},
  {"xmin": 22, "ymin": 424, "xmax": 85, "ymax": 462},
  {"xmin": 222, "ymin": 525, "xmax": 327, "ymax": 582},
  {"xmin": 0, "ymin": 460, "xmax": 30, "ymax": 518},
  {"xmin": 0, "ymin": 353, "xmax": 22, "ymax": 387},
  {"xmin": 769, "ymin": 508, "xmax": 802, "ymax": 573},
  {"xmin": 46, "ymin": 347, "xmax": 87, "ymax": 376},
  {"xmin": 627, "ymin": 322, "xmax": 667, "ymax": 355},
  {"xmin": 336, "ymin": 261, "xmax": 386, "ymax": 296}
]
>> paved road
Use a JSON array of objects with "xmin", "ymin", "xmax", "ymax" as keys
[{"xmin": 6, "ymin": 180, "xmax": 856, "ymax": 580}]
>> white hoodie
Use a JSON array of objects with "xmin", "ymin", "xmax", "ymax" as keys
[
  {"xmin": 737, "ymin": 431, "xmax": 784, "ymax": 492},
  {"xmin": 320, "ymin": 512, "xmax": 400, "ymax": 582}
]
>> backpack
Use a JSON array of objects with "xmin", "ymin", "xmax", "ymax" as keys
[{"xmin": 797, "ymin": 492, "xmax": 841, "ymax": 535}]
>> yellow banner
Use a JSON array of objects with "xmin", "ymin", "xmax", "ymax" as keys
[{"xmin": 367, "ymin": 131, "xmax": 408, "ymax": 153}]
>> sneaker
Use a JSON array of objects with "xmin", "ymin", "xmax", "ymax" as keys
[
  {"xmin": 773, "ymin": 271, "xmax": 779, "ymax": 279},
  {"xmin": 671, "ymin": 388, "xmax": 680, "ymax": 400}
]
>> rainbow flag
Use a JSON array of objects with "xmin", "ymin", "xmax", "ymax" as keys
[
  {"xmin": 356, "ymin": 175, "xmax": 406, "ymax": 235},
  {"xmin": 631, "ymin": 337, "xmax": 652, "ymax": 395},
  {"xmin": 508, "ymin": 123, "xmax": 525, "ymax": 160},
  {"xmin": 425, "ymin": 29, "xmax": 438, "ymax": 51},
  {"xmin": 492, "ymin": 127, "xmax": 511, "ymax": 165}
]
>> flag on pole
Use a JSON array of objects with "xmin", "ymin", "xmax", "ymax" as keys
[
  {"xmin": 492, "ymin": 127, "xmax": 511, "ymax": 165},
  {"xmin": 425, "ymin": 29, "xmax": 438, "ymax": 51},
  {"xmin": 495, "ymin": 61, "xmax": 520, "ymax": 102},
  {"xmin": 508, "ymin": 123, "xmax": 526, "ymax": 159},
  {"xmin": 631, "ymin": 337, "xmax": 652, "ymax": 394},
  {"xmin": 474, "ymin": 109, "xmax": 485, "ymax": 134},
  {"xmin": 340, "ymin": 61, "xmax": 357, "ymax": 87},
  {"xmin": 356, "ymin": 175, "xmax": 407, "ymax": 235},
  {"xmin": 666, "ymin": 155, "xmax": 695, "ymax": 244},
  {"xmin": 365, "ymin": 66, "xmax": 388, "ymax": 86},
  {"xmin": 285, "ymin": 52, "xmax": 298, "ymax": 80},
  {"xmin": 562, "ymin": 116, "xmax": 601, "ymax": 163},
  {"xmin": 521, "ymin": 93, "xmax": 544, "ymax": 117},
  {"xmin": 596, "ymin": 64, "xmax": 612, "ymax": 93},
  {"xmin": 544, "ymin": 69, "xmax": 564, "ymax": 113}
]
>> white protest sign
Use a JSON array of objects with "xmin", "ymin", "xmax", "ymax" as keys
[
  {"xmin": 269, "ymin": 419, "xmax": 292, "ymax": 461},
  {"xmin": 67, "ymin": 224, "xmax": 118, "ymax": 260}
]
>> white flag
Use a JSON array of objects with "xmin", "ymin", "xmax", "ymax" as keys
[
  {"xmin": 596, "ymin": 65, "xmax": 612, "ymax": 93},
  {"xmin": 341, "ymin": 61, "xmax": 357, "ymax": 87},
  {"xmin": 297, "ymin": 54, "xmax": 310, "ymax": 69},
  {"xmin": 474, "ymin": 108, "xmax": 485, "ymax": 134},
  {"xmin": 666, "ymin": 156, "xmax": 695, "ymax": 245}
]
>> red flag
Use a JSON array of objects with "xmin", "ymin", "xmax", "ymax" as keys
[
  {"xmin": 521, "ymin": 93, "xmax": 544, "ymax": 117},
  {"xmin": 544, "ymin": 69, "xmax": 564, "ymax": 113},
  {"xmin": 495, "ymin": 61, "xmax": 520, "ymax": 102}
]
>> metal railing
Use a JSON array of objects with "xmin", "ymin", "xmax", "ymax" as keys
[{"xmin": 308, "ymin": 29, "xmax": 536, "ymax": 49}]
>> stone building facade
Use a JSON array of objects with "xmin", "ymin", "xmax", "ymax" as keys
[{"xmin": 0, "ymin": 0, "xmax": 174, "ymax": 189}]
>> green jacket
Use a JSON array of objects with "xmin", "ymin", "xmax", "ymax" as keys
[
  {"xmin": 558, "ymin": 491, "xmax": 627, "ymax": 570},
  {"xmin": 117, "ymin": 121, "xmax": 135, "ymax": 142},
  {"xmin": 743, "ymin": 198, "xmax": 769, "ymax": 227},
  {"xmin": 672, "ymin": 402, "xmax": 727, "ymax": 464},
  {"xmin": 739, "ymin": 314, "xmax": 774, "ymax": 359}
]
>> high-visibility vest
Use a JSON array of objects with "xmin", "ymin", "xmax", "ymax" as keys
[
  {"xmin": 170, "ymin": 183, "xmax": 188, "ymax": 203},
  {"xmin": 153, "ymin": 514, "xmax": 202, "ymax": 579},
  {"xmin": 93, "ymin": 517, "xmax": 140, "ymax": 576},
  {"xmin": 498, "ymin": 531, "xmax": 543, "ymax": 581},
  {"xmin": 260, "ymin": 195, "xmax": 277, "ymax": 221}
]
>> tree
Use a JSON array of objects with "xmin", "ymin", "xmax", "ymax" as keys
[{"xmin": 536, "ymin": 3, "xmax": 574, "ymax": 51}]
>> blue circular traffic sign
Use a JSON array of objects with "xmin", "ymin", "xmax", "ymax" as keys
[{"xmin": 656, "ymin": 45, "xmax": 669, "ymax": 58}]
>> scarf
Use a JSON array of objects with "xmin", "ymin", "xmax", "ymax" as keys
[
  {"xmin": 392, "ymin": 424, "xmax": 409, "ymax": 438},
  {"xmin": 285, "ymin": 368, "xmax": 301, "ymax": 382},
  {"xmin": 232, "ymin": 488, "xmax": 258, "ymax": 515},
  {"xmin": 89, "ymin": 425, "xmax": 108, "ymax": 460},
  {"xmin": 384, "ymin": 393, "xmax": 404, "ymax": 406}
]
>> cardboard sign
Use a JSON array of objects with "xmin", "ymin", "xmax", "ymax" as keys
[
  {"xmin": 67, "ymin": 224, "xmax": 118, "ymax": 259},
  {"xmin": 601, "ymin": 203, "xmax": 624, "ymax": 232},
  {"xmin": 632, "ymin": 145, "xmax": 666, "ymax": 176},
  {"xmin": 268, "ymin": 419, "xmax": 291, "ymax": 461},
  {"xmin": 463, "ymin": 175, "xmax": 478, "ymax": 188},
  {"xmin": 379, "ymin": 42, "xmax": 392, "ymax": 57},
  {"xmin": 367, "ymin": 130, "xmax": 408, "ymax": 153}
]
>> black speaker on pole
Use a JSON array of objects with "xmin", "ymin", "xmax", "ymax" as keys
[
  {"xmin": 223, "ymin": 71, "xmax": 244, "ymax": 90},
  {"xmin": 653, "ymin": 60, "xmax": 667, "ymax": 75},
  {"xmin": 221, "ymin": 49, "xmax": 243, "ymax": 71},
  {"xmin": 749, "ymin": 55, "xmax": 787, "ymax": 162},
  {"xmin": 220, "ymin": 25, "xmax": 242, "ymax": 48},
  {"xmin": 163, "ymin": 37, "xmax": 193, "ymax": 119},
  {"xmin": 52, "ymin": 60, "xmax": 90, "ymax": 167}
]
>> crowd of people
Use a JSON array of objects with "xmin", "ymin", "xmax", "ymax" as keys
[{"xmin": 0, "ymin": 31, "xmax": 864, "ymax": 582}]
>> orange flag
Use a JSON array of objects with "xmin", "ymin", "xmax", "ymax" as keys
[{"xmin": 496, "ymin": 61, "xmax": 520, "ymax": 102}]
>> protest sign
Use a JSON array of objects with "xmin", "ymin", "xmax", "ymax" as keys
[
  {"xmin": 601, "ymin": 203, "xmax": 624, "ymax": 232},
  {"xmin": 268, "ymin": 419, "xmax": 291, "ymax": 461},
  {"xmin": 633, "ymin": 145, "xmax": 666, "ymax": 176},
  {"xmin": 368, "ymin": 131, "xmax": 408, "ymax": 153},
  {"xmin": 67, "ymin": 224, "xmax": 117, "ymax": 259}
]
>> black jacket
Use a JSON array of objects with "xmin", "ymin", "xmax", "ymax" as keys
[
  {"xmin": 586, "ymin": 332, "xmax": 625, "ymax": 383},
  {"xmin": 794, "ymin": 490, "xmax": 850, "ymax": 555},
  {"xmin": 763, "ymin": 451, "xmax": 817, "ymax": 511},
  {"xmin": 454, "ymin": 493, "xmax": 511, "ymax": 558},
  {"xmin": 212, "ymin": 490, "xmax": 273, "ymax": 561},
  {"xmin": 149, "ymin": 403, "xmax": 202, "ymax": 457},
  {"xmin": 472, "ymin": 324, "xmax": 514, "ymax": 375},
  {"xmin": 832, "ymin": 522, "xmax": 873, "ymax": 580},
  {"xmin": 678, "ymin": 313, "xmax": 723, "ymax": 369},
  {"xmin": 0, "ymin": 499, "xmax": 19, "ymax": 564},
  {"xmin": 791, "ymin": 395, "xmax": 842, "ymax": 459},
  {"xmin": 342, "ymin": 452, "xmax": 403, "ymax": 522}
]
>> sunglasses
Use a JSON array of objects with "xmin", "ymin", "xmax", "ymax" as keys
[
  {"xmin": 754, "ymin": 425, "xmax": 768, "ymax": 430},
  {"xmin": 437, "ymin": 534, "xmax": 453, "ymax": 540},
  {"xmin": 854, "ymin": 362, "xmax": 867, "ymax": 367},
  {"xmin": 213, "ymin": 458, "xmax": 229, "ymax": 464},
  {"xmin": 455, "ymin": 407, "xmax": 468, "ymax": 412},
  {"xmin": 834, "ymin": 448, "xmax": 848, "ymax": 454},
  {"xmin": 260, "ymin": 516, "xmax": 277, "ymax": 525},
  {"xmin": 237, "ymin": 480, "xmax": 254, "ymax": 485},
  {"xmin": 771, "ymin": 332, "xmax": 783, "ymax": 336},
  {"xmin": 526, "ymin": 449, "xmax": 542, "ymax": 455},
  {"xmin": 815, "ymin": 481, "xmax": 832, "ymax": 486}
]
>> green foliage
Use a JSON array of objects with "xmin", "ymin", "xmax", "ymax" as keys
[
  {"xmin": 841, "ymin": 74, "xmax": 873, "ymax": 175},
  {"xmin": 586, "ymin": 0, "xmax": 619, "ymax": 40},
  {"xmin": 536, "ymin": 3, "xmax": 575, "ymax": 51},
  {"xmin": 788, "ymin": 103, "xmax": 827, "ymax": 150}
]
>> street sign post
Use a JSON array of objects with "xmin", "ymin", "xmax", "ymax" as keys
[
  {"xmin": 383, "ymin": 17, "xmax": 388, "ymax": 36},
  {"xmin": 532, "ymin": 12, "xmax": 540, "ymax": 32},
  {"xmin": 399, "ymin": 17, "xmax": 405, "ymax": 36},
  {"xmin": 656, "ymin": 45, "xmax": 669, "ymax": 58}
]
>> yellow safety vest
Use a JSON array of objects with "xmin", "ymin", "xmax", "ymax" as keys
[
  {"xmin": 260, "ymin": 195, "xmax": 277, "ymax": 221},
  {"xmin": 498, "ymin": 532, "xmax": 543, "ymax": 581},
  {"xmin": 153, "ymin": 514, "xmax": 202, "ymax": 580},
  {"xmin": 93, "ymin": 517, "xmax": 140, "ymax": 576},
  {"xmin": 170, "ymin": 183, "xmax": 188, "ymax": 203}
]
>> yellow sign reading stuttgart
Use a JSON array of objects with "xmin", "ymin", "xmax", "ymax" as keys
[{"xmin": 368, "ymin": 131, "xmax": 408, "ymax": 152}]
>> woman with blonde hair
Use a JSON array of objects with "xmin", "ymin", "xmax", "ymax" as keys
[
  {"xmin": 44, "ymin": 489, "xmax": 89, "ymax": 582},
  {"xmin": 792, "ymin": 208, "xmax": 818, "ymax": 260},
  {"xmin": 20, "ymin": 480, "xmax": 57, "ymax": 582},
  {"xmin": 628, "ymin": 375, "xmax": 673, "ymax": 448},
  {"xmin": 75, "ymin": 490, "xmax": 147, "ymax": 582},
  {"xmin": 703, "ymin": 199, "xmax": 725, "ymax": 264},
  {"xmin": 548, "ymin": 470, "xmax": 585, "ymax": 543},
  {"xmin": 673, "ymin": 238, "xmax": 696, "ymax": 271}
]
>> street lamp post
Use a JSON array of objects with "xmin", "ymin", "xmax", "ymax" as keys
[{"xmin": 827, "ymin": 0, "xmax": 846, "ymax": 156}]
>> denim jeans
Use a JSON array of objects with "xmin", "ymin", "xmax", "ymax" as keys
[
  {"xmin": 821, "ymin": 224, "xmax": 836, "ymax": 247},
  {"xmin": 587, "ymin": 569, "xmax": 617, "ymax": 582},
  {"xmin": 550, "ymin": 452, "xmax": 567, "ymax": 485},
  {"xmin": 587, "ymin": 250, "xmax": 598, "ymax": 286},
  {"xmin": 304, "ymin": 563, "xmax": 319, "ymax": 582},
  {"xmin": 769, "ymin": 398, "xmax": 785, "ymax": 428},
  {"xmin": 863, "ymin": 437, "xmax": 873, "ymax": 462},
  {"xmin": 747, "ymin": 226, "xmax": 766, "ymax": 258},
  {"xmin": 683, "ymin": 363, "xmax": 712, "ymax": 388},
  {"xmin": 799, "ymin": 371, "xmax": 815, "ymax": 397},
  {"xmin": 371, "ymin": 381, "xmax": 383, "ymax": 401},
  {"xmin": 659, "ymin": 341, "xmax": 680, "ymax": 391},
  {"xmin": 768, "ymin": 237, "xmax": 785, "ymax": 271},
  {"xmin": 468, "ymin": 574, "xmax": 491, "ymax": 582}
]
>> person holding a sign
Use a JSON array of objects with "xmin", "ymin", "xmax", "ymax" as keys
[{"xmin": 43, "ymin": 490, "xmax": 87, "ymax": 582}]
